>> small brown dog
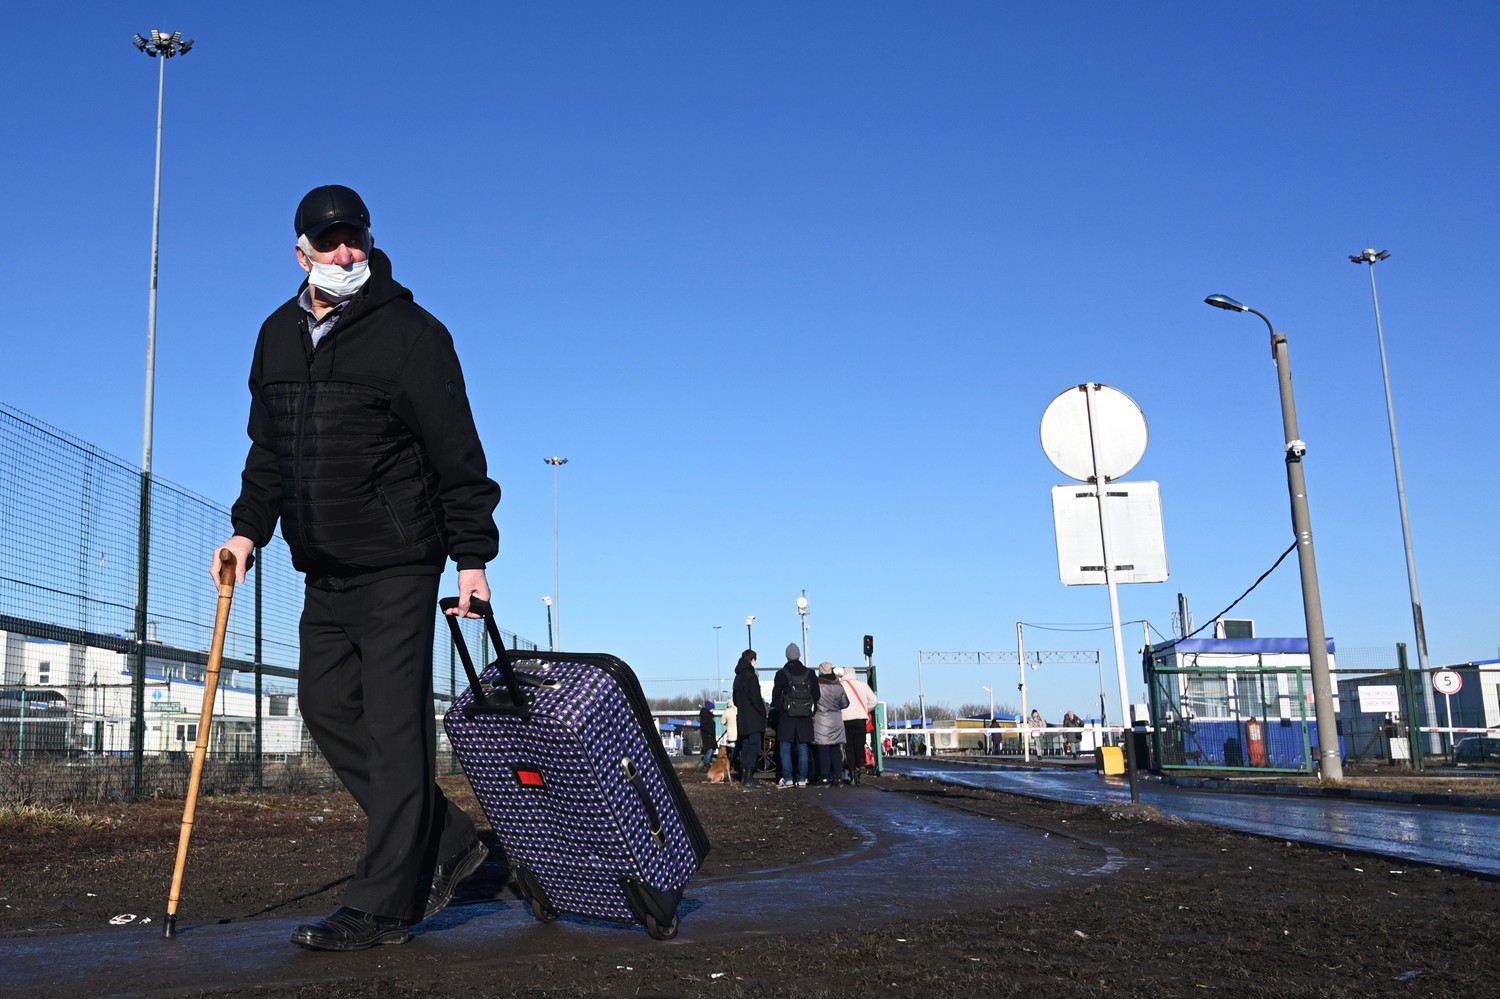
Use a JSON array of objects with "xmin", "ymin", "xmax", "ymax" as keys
[{"xmin": 705, "ymin": 751, "xmax": 731, "ymax": 784}]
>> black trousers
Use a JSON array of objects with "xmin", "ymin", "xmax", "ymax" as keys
[
  {"xmin": 843, "ymin": 719, "xmax": 869, "ymax": 774},
  {"xmin": 299, "ymin": 573, "xmax": 475, "ymax": 919},
  {"xmin": 737, "ymin": 730, "xmax": 763, "ymax": 784}
]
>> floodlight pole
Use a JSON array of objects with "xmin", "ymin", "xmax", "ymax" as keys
[
  {"xmin": 796, "ymin": 592, "xmax": 809, "ymax": 663},
  {"xmin": 1205, "ymin": 295, "xmax": 1343, "ymax": 780},
  {"xmin": 544, "ymin": 457, "xmax": 567, "ymax": 647},
  {"xmin": 1349, "ymin": 250, "xmax": 1430, "ymax": 677},
  {"xmin": 131, "ymin": 28, "xmax": 193, "ymax": 798}
]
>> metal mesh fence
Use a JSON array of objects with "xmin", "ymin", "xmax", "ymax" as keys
[
  {"xmin": 1145, "ymin": 641, "xmax": 1499, "ymax": 774},
  {"xmin": 0, "ymin": 403, "xmax": 538, "ymax": 806}
]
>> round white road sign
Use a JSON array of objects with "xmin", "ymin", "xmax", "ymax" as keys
[
  {"xmin": 1040, "ymin": 383, "xmax": 1148, "ymax": 482},
  {"xmin": 1432, "ymin": 670, "xmax": 1463, "ymax": 695}
]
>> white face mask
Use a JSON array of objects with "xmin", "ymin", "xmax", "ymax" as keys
[{"xmin": 299, "ymin": 234, "xmax": 372, "ymax": 300}]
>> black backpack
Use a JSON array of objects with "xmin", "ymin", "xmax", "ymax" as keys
[{"xmin": 782, "ymin": 669, "xmax": 815, "ymax": 717}]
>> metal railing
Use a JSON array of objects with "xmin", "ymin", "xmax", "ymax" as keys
[{"xmin": 0, "ymin": 402, "xmax": 537, "ymax": 805}]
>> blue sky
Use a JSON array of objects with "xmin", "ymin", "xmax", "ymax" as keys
[{"xmin": 3, "ymin": 3, "xmax": 1496, "ymax": 721}]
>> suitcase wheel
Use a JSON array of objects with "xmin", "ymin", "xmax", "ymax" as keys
[
  {"xmin": 644, "ymin": 912, "xmax": 679, "ymax": 941},
  {"xmin": 512, "ymin": 865, "xmax": 559, "ymax": 923}
]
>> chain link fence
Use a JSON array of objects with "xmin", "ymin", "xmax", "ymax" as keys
[{"xmin": 0, "ymin": 403, "xmax": 538, "ymax": 806}]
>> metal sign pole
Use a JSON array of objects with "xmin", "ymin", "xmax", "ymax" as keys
[
  {"xmin": 1017, "ymin": 624, "xmax": 1030, "ymax": 763},
  {"xmin": 1084, "ymin": 384, "xmax": 1140, "ymax": 802}
]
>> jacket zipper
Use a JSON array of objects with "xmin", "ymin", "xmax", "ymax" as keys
[{"xmin": 292, "ymin": 315, "xmax": 313, "ymax": 554}]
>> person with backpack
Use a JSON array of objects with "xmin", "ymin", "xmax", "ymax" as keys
[{"xmin": 771, "ymin": 643, "xmax": 816, "ymax": 787}]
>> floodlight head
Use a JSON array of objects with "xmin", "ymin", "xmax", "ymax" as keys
[
  {"xmin": 1350, "ymin": 248, "xmax": 1391, "ymax": 265},
  {"xmin": 1204, "ymin": 294, "xmax": 1247, "ymax": 312},
  {"xmin": 179, "ymin": 38, "xmax": 195, "ymax": 54},
  {"xmin": 133, "ymin": 34, "xmax": 148, "ymax": 51},
  {"xmin": 745, "ymin": 615, "xmax": 755, "ymax": 626}
]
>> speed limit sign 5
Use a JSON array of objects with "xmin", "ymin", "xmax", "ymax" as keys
[{"xmin": 1432, "ymin": 670, "xmax": 1463, "ymax": 695}]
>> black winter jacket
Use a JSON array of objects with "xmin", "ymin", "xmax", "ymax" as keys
[
  {"xmin": 772, "ymin": 659, "xmax": 816, "ymax": 742},
  {"xmin": 230, "ymin": 249, "xmax": 500, "ymax": 580},
  {"xmin": 731, "ymin": 657, "xmax": 768, "ymax": 736}
]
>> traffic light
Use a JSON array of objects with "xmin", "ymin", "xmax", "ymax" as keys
[{"xmin": 863, "ymin": 634, "xmax": 874, "ymax": 659}]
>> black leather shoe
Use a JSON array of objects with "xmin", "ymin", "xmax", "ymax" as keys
[
  {"xmin": 290, "ymin": 907, "xmax": 409, "ymax": 951},
  {"xmin": 423, "ymin": 837, "xmax": 489, "ymax": 920}
]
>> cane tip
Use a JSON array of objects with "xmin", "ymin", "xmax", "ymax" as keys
[{"xmin": 163, "ymin": 914, "xmax": 177, "ymax": 938}]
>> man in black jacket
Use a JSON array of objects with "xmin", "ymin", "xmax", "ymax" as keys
[{"xmin": 215, "ymin": 185, "xmax": 499, "ymax": 951}]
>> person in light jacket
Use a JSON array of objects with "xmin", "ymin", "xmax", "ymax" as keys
[
  {"xmin": 811, "ymin": 663, "xmax": 849, "ymax": 787},
  {"xmin": 835, "ymin": 666, "xmax": 877, "ymax": 783}
]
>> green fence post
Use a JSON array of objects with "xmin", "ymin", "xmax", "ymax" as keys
[
  {"xmin": 1398, "ymin": 642, "xmax": 1423, "ymax": 772},
  {"xmin": 17, "ymin": 673, "xmax": 27, "ymax": 764},
  {"xmin": 1295, "ymin": 669, "xmax": 1314, "ymax": 774}
]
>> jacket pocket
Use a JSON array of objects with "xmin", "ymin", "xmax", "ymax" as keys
[{"xmin": 374, "ymin": 485, "xmax": 412, "ymax": 544}]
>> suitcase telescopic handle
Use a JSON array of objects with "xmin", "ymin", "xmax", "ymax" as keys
[{"xmin": 440, "ymin": 597, "xmax": 530, "ymax": 719}]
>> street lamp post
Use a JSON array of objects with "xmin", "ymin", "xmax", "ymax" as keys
[
  {"xmin": 1349, "ymin": 250, "xmax": 1431, "ymax": 681},
  {"xmin": 131, "ymin": 28, "xmax": 193, "ymax": 797},
  {"xmin": 1205, "ymin": 294, "xmax": 1344, "ymax": 780},
  {"xmin": 713, "ymin": 625, "xmax": 722, "ymax": 700},
  {"xmin": 544, "ymin": 457, "xmax": 568, "ymax": 648},
  {"xmin": 745, "ymin": 615, "xmax": 755, "ymax": 651},
  {"xmin": 982, "ymin": 685, "xmax": 994, "ymax": 722},
  {"xmin": 796, "ymin": 592, "xmax": 809, "ymax": 663},
  {"xmin": 543, "ymin": 596, "xmax": 554, "ymax": 651}
]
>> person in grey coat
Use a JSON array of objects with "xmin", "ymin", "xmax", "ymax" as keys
[{"xmin": 811, "ymin": 662, "xmax": 849, "ymax": 787}]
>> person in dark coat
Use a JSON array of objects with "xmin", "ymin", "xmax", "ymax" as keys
[
  {"xmin": 730, "ymin": 650, "xmax": 767, "ymax": 788},
  {"xmin": 216, "ymin": 185, "xmax": 497, "ymax": 952},
  {"xmin": 772, "ymin": 643, "xmax": 816, "ymax": 787},
  {"xmin": 698, "ymin": 700, "xmax": 717, "ymax": 768}
]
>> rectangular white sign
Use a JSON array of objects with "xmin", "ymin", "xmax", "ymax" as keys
[
  {"xmin": 1357, "ymin": 685, "xmax": 1401, "ymax": 714},
  {"xmin": 1052, "ymin": 481, "xmax": 1169, "ymax": 586}
]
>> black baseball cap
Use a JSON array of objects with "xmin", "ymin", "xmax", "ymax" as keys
[{"xmin": 294, "ymin": 185, "xmax": 371, "ymax": 238}]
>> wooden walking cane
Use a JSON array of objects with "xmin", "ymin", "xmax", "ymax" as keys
[{"xmin": 163, "ymin": 548, "xmax": 238, "ymax": 938}]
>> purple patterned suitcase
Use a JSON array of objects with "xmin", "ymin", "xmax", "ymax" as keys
[{"xmin": 440, "ymin": 598, "xmax": 709, "ymax": 939}]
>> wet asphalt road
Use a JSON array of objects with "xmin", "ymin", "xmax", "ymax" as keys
[
  {"xmin": 887, "ymin": 758, "xmax": 1500, "ymax": 877},
  {"xmin": 0, "ymin": 784, "xmax": 1109, "ymax": 999}
]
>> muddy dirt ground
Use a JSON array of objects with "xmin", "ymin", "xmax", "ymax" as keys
[{"xmin": 3, "ymin": 769, "xmax": 1497, "ymax": 998}]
